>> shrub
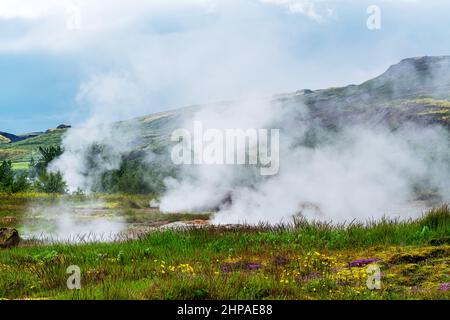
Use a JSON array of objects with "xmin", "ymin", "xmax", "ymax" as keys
[
  {"xmin": 30, "ymin": 146, "xmax": 64, "ymax": 176},
  {"xmin": 34, "ymin": 171, "xmax": 68, "ymax": 194},
  {"xmin": 0, "ymin": 160, "xmax": 14, "ymax": 191},
  {"xmin": 10, "ymin": 173, "xmax": 31, "ymax": 193},
  {"xmin": 94, "ymin": 159, "xmax": 172, "ymax": 195},
  {"xmin": 0, "ymin": 161, "xmax": 31, "ymax": 193}
]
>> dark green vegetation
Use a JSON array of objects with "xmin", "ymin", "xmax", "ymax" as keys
[
  {"xmin": 0, "ymin": 161, "xmax": 30, "ymax": 194},
  {"xmin": 0, "ymin": 146, "xmax": 67, "ymax": 195},
  {"xmin": 29, "ymin": 146, "xmax": 67, "ymax": 194},
  {"xmin": 94, "ymin": 160, "xmax": 175, "ymax": 194},
  {"xmin": 0, "ymin": 197, "xmax": 449, "ymax": 299}
]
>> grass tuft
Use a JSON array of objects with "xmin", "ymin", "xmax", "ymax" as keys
[{"xmin": 420, "ymin": 205, "xmax": 450, "ymax": 232}]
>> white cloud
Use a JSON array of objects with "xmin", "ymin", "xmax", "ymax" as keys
[
  {"xmin": 259, "ymin": 0, "xmax": 333, "ymax": 22},
  {"xmin": 75, "ymin": 73, "xmax": 147, "ymax": 124},
  {"xmin": 0, "ymin": 0, "xmax": 62, "ymax": 19},
  {"xmin": 1, "ymin": 0, "xmax": 449, "ymax": 124},
  {"xmin": 0, "ymin": 0, "xmax": 221, "ymax": 52},
  {"xmin": 0, "ymin": 0, "xmax": 215, "ymax": 19}
]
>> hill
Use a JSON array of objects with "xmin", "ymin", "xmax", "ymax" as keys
[
  {"xmin": 2, "ymin": 55, "xmax": 450, "ymax": 165},
  {"xmin": 0, "ymin": 131, "xmax": 21, "ymax": 144},
  {"xmin": 0, "ymin": 130, "xmax": 64, "ymax": 163}
]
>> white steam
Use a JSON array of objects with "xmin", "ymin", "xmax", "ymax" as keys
[
  {"xmin": 49, "ymin": 73, "xmax": 145, "ymax": 192},
  {"xmin": 160, "ymin": 99, "xmax": 450, "ymax": 224},
  {"xmin": 49, "ymin": 122, "xmax": 141, "ymax": 192},
  {"xmin": 24, "ymin": 199, "xmax": 126, "ymax": 242}
]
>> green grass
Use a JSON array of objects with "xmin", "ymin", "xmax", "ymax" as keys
[
  {"xmin": 11, "ymin": 162, "xmax": 29, "ymax": 171},
  {"xmin": 0, "ymin": 195, "xmax": 449, "ymax": 300}
]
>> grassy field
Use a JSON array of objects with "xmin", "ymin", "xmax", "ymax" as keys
[
  {"xmin": 11, "ymin": 162, "xmax": 30, "ymax": 171},
  {"xmin": 0, "ymin": 193, "xmax": 449, "ymax": 300}
]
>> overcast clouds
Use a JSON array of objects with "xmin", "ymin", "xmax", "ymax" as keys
[{"xmin": 0, "ymin": 0, "xmax": 449, "ymax": 132}]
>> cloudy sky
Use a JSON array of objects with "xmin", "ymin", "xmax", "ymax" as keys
[{"xmin": 0, "ymin": 0, "xmax": 449, "ymax": 133}]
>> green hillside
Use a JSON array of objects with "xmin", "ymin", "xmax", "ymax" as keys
[
  {"xmin": 0, "ymin": 130, "xmax": 64, "ymax": 163},
  {"xmin": 2, "ymin": 56, "xmax": 450, "ymax": 167}
]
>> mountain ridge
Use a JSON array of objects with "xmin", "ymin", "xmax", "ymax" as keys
[{"xmin": 2, "ymin": 55, "xmax": 450, "ymax": 163}]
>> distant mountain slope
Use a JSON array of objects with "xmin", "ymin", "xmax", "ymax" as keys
[
  {"xmin": 289, "ymin": 55, "xmax": 450, "ymax": 129},
  {"xmin": 125, "ymin": 55, "xmax": 450, "ymax": 153},
  {"xmin": 0, "ymin": 131, "xmax": 21, "ymax": 144},
  {"xmin": 0, "ymin": 130, "xmax": 64, "ymax": 162},
  {"xmin": 0, "ymin": 131, "xmax": 45, "ymax": 145},
  {"xmin": 2, "ymin": 56, "xmax": 450, "ymax": 164}
]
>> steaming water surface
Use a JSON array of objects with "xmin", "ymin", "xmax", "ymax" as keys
[
  {"xmin": 22, "ymin": 202, "xmax": 127, "ymax": 243},
  {"xmin": 19, "ymin": 199, "xmax": 439, "ymax": 244}
]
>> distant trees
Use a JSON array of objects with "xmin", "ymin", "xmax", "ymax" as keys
[
  {"xmin": 4, "ymin": 143, "xmax": 171, "ymax": 195},
  {"xmin": 0, "ymin": 160, "xmax": 30, "ymax": 193},
  {"xmin": 30, "ymin": 146, "xmax": 64, "ymax": 176},
  {"xmin": 94, "ymin": 159, "xmax": 170, "ymax": 195},
  {"xmin": 30, "ymin": 146, "xmax": 67, "ymax": 194},
  {"xmin": 0, "ymin": 161, "xmax": 13, "ymax": 189},
  {"xmin": 81, "ymin": 144, "xmax": 172, "ymax": 195},
  {"xmin": 33, "ymin": 171, "xmax": 67, "ymax": 194}
]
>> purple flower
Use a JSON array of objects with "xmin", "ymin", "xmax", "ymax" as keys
[
  {"xmin": 220, "ymin": 264, "xmax": 232, "ymax": 273},
  {"xmin": 348, "ymin": 258, "xmax": 380, "ymax": 268},
  {"xmin": 246, "ymin": 263, "xmax": 262, "ymax": 271},
  {"xmin": 439, "ymin": 282, "xmax": 450, "ymax": 291}
]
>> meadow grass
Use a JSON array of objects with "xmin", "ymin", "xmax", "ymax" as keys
[
  {"xmin": 11, "ymin": 162, "xmax": 29, "ymax": 171},
  {"xmin": 0, "ymin": 197, "xmax": 449, "ymax": 300}
]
